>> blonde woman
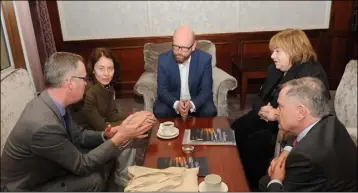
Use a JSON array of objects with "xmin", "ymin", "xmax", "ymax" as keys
[{"xmin": 231, "ymin": 29, "xmax": 329, "ymax": 190}]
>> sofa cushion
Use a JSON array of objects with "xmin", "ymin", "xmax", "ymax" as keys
[
  {"xmin": 334, "ymin": 60, "xmax": 357, "ymax": 128},
  {"xmin": 1, "ymin": 68, "xmax": 36, "ymax": 154},
  {"xmin": 143, "ymin": 40, "xmax": 217, "ymax": 74}
]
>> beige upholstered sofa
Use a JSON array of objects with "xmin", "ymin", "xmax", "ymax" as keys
[
  {"xmin": 133, "ymin": 40, "xmax": 237, "ymax": 116},
  {"xmin": 274, "ymin": 60, "xmax": 358, "ymax": 157},
  {"xmin": 1, "ymin": 68, "xmax": 36, "ymax": 155}
]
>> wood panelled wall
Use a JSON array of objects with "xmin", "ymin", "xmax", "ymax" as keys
[{"xmin": 46, "ymin": 1, "xmax": 356, "ymax": 98}]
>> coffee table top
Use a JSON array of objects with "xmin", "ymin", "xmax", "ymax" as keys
[{"xmin": 143, "ymin": 116, "xmax": 249, "ymax": 192}]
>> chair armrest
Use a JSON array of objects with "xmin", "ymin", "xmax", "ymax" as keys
[
  {"xmin": 212, "ymin": 67, "xmax": 238, "ymax": 116},
  {"xmin": 346, "ymin": 127, "xmax": 357, "ymax": 146},
  {"xmin": 133, "ymin": 72, "xmax": 157, "ymax": 112}
]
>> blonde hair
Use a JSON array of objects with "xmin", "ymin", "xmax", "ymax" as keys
[{"xmin": 269, "ymin": 29, "xmax": 317, "ymax": 65}]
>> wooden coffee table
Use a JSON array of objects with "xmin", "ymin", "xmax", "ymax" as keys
[{"xmin": 143, "ymin": 116, "xmax": 249, "ymax": 192}]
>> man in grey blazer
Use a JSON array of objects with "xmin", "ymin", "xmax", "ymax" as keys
[
  {"xmin": 0, "ymin": 52, "xmax": 153, "ymax": 191},
  {"xmin": 259, "ymin": 77, "xmax": 357, "ymax": 191}
]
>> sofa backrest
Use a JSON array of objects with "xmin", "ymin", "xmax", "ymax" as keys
[
  {"xmin": 334, "ymin": 60, "xmax": 357, "ymax": 128},
  {"xmin": 334, "ymin": 60, "xmax": 357, "ymax": 146},
  {"xmin": 1, "ymin": 68, "xmax": 36, "ymax": 154},
  {"xmin": 143, "ymin": 40, "xmax": 217, "ymax": 73}
]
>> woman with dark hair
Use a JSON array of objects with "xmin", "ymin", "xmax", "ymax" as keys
[
  {"xmin": 73, "ymin": 47, "xmax": 155, "ymax": 131},
  {"xmin": 231, "ymin": 29, "xmax": 330, "ymax": 190},
  {"xmin": 71, "ymin": 47, "xmax": 156, "ymax": 190}
]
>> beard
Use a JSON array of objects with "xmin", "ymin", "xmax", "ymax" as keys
[{"xmin": 174, "ymin": 54, "xmax": 189, "ymax": 64}]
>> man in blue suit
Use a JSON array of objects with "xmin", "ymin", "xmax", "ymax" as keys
[{"xmin": 153, "ymin": 25, "xmax": 217, "ymax": 118}]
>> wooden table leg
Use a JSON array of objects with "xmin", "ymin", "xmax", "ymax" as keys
[{"xmin": 240, "ymin": 73, "xmax": 248, "ymax": 110}]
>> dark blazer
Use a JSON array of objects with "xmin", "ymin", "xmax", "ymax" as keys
[
  {"xmin": 70, "ymin": 81, "xmax": 125, "ymax": 131},
  {"xmin": 268, "ymin": 115, "xmax": 357, "ymax": 192},
  {"xmin": 252, "ymin": 58, "xmax": 330, "ymax": 114},
  {"xmin": 154, "ymin": 49, "xmax": 213, "ymax": 110},
  {"xmin": 0, "ymin": 91, "xmax": 119, "ymax": 191}
]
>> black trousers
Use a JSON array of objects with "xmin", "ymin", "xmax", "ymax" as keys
[
  {"xmin": 231, "ymin": 110, "xmax": 278, "ymax": 189},
  {"xmin": 259, "ymin": 175, "xmax": 271, "ymax": 192}
]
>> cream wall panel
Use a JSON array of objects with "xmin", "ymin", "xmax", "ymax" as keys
[
  {"xmin": 148, "ymin": 1, "xmax": 239, "ymax": 36},
  {"xmin": 57, "ymin": 1, "xmax": 331, "ymax": 41},
  {"xmin": 57, "ymin": 1, "xmax": 150, "ymax": 40},
  {"xmin": 237, "ymin": 1, "xmax": 331, "ymax": 31}
]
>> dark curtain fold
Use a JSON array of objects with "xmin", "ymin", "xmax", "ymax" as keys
[{"xmin": 29, "ymin": 1, "xmax": 56, "ymax": 66}]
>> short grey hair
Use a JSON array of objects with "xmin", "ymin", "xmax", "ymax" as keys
[
  {"xmin": 44, "ymin": 52, "xmax": 84, "ymax": 88},
  {"xmin": 280, "ymin": 77, "xmax": 331, "ymax": 118}
]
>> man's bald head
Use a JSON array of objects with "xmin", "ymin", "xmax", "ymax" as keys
[
  {"xmin": 173, "ymin": 25, "xmax": 195, "ymax": 44},
  {"xmin": 172, "ymin": 25, "xmax": 196, "ymax": 64}
]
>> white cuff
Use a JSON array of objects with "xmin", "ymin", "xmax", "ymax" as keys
[
  {"xmin": 283, "ymin": 146, "xmax": 292, "ymax": 152},
  {"xmin": 267, "ymin": 179, "xmax": 283, "ymax": 188},
  {"xmin": 101, "ymin": 132, "xmax": 107, "ymax": 142},
  {"xmin": 189, "ymin": 101, "xmax": 196, "ymax": 112},
  {"xmin": 173, "ymin": 101, "xmax": 180, "ymax": 114}
]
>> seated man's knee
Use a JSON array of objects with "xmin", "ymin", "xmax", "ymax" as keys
[
  {"xmin": 87, "ymin": 172, "xmax": 106, "ymax": 192},
  {"xmin": 154, "ymin": 103, "xmax": 176, "ymax": 118},
  {"xmin": 199, "ymin": 104, "xmax": 217, "ymax": 117},
  {"xmin": 153, "ymin": 107, "xmax": 168, "ymax": 118}
]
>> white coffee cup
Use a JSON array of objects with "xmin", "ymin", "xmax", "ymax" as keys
[
  {"xmin": 204, "ymin": 174, "xmax": 222, "ymax": 191},
  {"xmin": 161, "ymin": 121, "xmax": 175, "ymax": 136}
]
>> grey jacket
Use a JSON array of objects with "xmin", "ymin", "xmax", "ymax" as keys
[{"xmin": 1, "ymin": 91, "xmax": 119, "ymax": 191}]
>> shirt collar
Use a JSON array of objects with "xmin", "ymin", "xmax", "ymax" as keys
[
  {"xmin": 52, "ymin": 98, "xmax": 66, "ymax": 117},
  {"xmin": 297, "ymin": 119, "xmax": 321, "ymax": 142}
]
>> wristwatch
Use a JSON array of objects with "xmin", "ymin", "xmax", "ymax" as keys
[{"xmin": 101, "ymin": 132, "xmax": 109, "ymax": 141}]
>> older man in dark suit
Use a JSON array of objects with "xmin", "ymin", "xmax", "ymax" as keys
[
  {"xmin": 259, "ymin": 77, "xmax": 357, "ymax": 191},
  {"xmin": 153, "ymin": 25, "xmax": 217, "ymax": 118},
  {"xmin": 0, "ymin": 52, "xmax": 152, "ymax": 191}
]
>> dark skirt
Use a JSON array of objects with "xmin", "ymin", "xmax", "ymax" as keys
[{"xmin": 231, "ymin": 110, "xmax": 279, "ymax": 189}]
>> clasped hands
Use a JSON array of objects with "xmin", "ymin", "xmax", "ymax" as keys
[
  {"xmin": 176, "ymin": 99, "xmax": 192, "ymax": 117},
  {"xmin": 268, "ymin": 150, "xmax": 288, "ymax": 182},
  {"xmin": 104, "ymin": 111, "xmax": 157, "ymax": 146},
  {"xmin": 258, "ymin": 103, "xmax": 279, "ymax": 122}
]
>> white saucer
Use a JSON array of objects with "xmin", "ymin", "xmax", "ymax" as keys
[
  {"xmin": 198, "ymin": 181, "xmax": 228, "ymax": 192},
  {"xmin": 157, "ymin": 127, "xmax": 179, "ymax": 139}
]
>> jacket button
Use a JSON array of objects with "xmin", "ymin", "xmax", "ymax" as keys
[{"xmin": 61, "ymin": 182, "xmax": 65, "ymax": 187}]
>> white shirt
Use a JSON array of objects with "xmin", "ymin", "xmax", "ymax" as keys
[
  {"xmin": 173, "ymin": 56, "xmax": 196, "ymax": 113},
  {"xmin": 268, "ymin": 119, "xmax": 321, "ymax": 187}
]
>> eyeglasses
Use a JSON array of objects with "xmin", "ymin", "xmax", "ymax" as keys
[
  {"xmin": 172, "ymin": 42, "xmax": 194, "ymax": 52},
  {"xmin": 71, "ymin": 76, "xmax": 90, "ymax": 81}
]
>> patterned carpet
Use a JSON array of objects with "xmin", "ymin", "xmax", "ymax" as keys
[{"xmin": 115, "ymin": 91, "xmax": 336, "ymax": 124}]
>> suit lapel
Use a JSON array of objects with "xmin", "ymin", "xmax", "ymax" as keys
[
  {"xmin": 280, "ymin": 63, "xmax": 304, "ymax": 84},
  {"xmin": 40, "ymin": 91, "xmax": 63, "ymax": 122},
  {"xmin": 39, "ymin": 91, "xmax": 72, "ymax": 141},
  {"xmin": 260, "ymin": 62, "xmax": 304, "ymax": 99},
  {"xmin": 188, "ymin": 50, "xmax": 198, "ymax": 94},
  {"xmin": 169, "ymin": 51, "xmax": 181, "ymax": 91},
  {"xmin": 260, "ymin": 68, "xmax": 282, "ymax": 99}
]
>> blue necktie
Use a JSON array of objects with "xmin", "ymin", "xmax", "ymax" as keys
[
  {"xmin": 62, "ymin": 112, "xmax": 72, "ymax": 142},
  {"xmin": 62, "ymin": 112, "xmax": 69, "ymax": 129}
]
